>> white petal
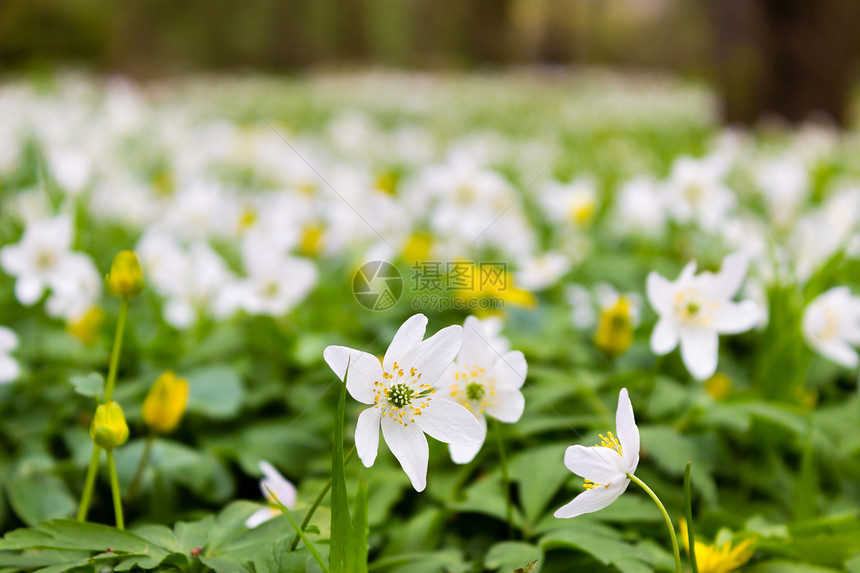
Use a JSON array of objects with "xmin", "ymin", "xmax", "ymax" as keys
[
  {"xmin": 678, "ymin": 260, "xmax": 698, "ymax": 282},
  {"xmin": 381, "ymin": 415, "xmax": 429, "ymax": 491},
  {"xmin": 553, "ymin": 480, "xmax": 627, "ymax": 518},
  {"xmin": 458, "ymin": 316, "xmax": 495, "ymax": 366},
  {"xmin": 679, "ymin": 327, "xmax": 719, "ymax": 380},
  {"xmin": 245, "ymin": 507, "xmax": 277, "ymax": 528},
  {"xmin": 400, "ymin": 324, "xmax": 463, "ymax": 385},
  {"xmin": 449, "ymin": 416, "xmax": 486, "ymax": 464},
  {"xmin": 0, "ymin": 356, "xmax": 20, "ymax": 383},
  {"xmin": 646, "ymin": 272, "xmax": 673, "ymax": 315},
  {"xmin": 713, "ymin": 252, "xmax": 748, "ymax": 298},
  {"xmin": 355, "ymin": 406, "xmax": 382, "ymax": 467},
  {"xmin": 322, "ymin": 346, "xmax": 383, "ymax": 404},
  {"xmin": 563, "ymin": 445, "xmax": 626, "ymax": 484},
  {"xmin": 416, "ymin": 398, "xmax": 484, "ymax": 445},
  {"xmin": 0, "ymin": 245, "xmax": 25, "ymax": 274},
  {"xmin": 713, "ymin": 300, "xmax": 760, "ymax": 334},
  {"xmin": 650, "ymin": 317, "xmax": 679, "ymax": 355},
  {"xmin": 615, "ymin": 389, "xmax": 640, "ymax": 473},
  {"xmin": 485, "ymin": 390, "xmax": 525, "ymax": 423},
  {"xmin": 15, "ymin": 276, "xmax": 43, "ymax": 305},
  {"xmin": 495, "ymin": 351, "xmax": 527, "ymax": 391},
  {"xmin": 383, "ymin": 314, "xmax": 427, "ymax": 370},
  {"xmin": 813, "ymin": 338, "xmax": 859, "ymax": 368},
  {"xmin": 259, "ymin": 461, "xmax": 297, "ymax": 509},
  {"xmin": 0, "ymin": 327, "xmax": 18, "ymax": 352}
]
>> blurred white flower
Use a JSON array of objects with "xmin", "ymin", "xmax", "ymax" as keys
[
  {"xmin": 567, "ymin": 283, "xmax": 641, "ymax": 330},
  {"xmin": 802, "ymin": 287, "xmax": 860, "ymax": 368},
  {"xmin": 647, "ymin": 253, "xmax": 761, "ymax": 380},
  {"xmin": 0, "ymin": 326, "xmax": 21, "ymax": 384},
  {"xmin": 752, "ymin": 154, "xmax": 809, "ymax": 228},
  {"xmin": 0, "ymin": 215, "xmax": 99, "ymax": 314},
  {"xmin": 323, "ymin": 314, "xmax": 482, "ymax": 492},
  {"xmin": 538, "ymin": 177, "xmax": 599, "ymax": 228},
  {"xmin": 162, "ymin": 242, "xmax": 234, "ymax": 329},
  {"xmin": 440, "ymin": 316, "xmax": 527, "ymax": 464},
  {"xmin": 515, "ymin": 252, "xmax": 571, "ymax": 291},
  {"xmin": 555, "ymin": 388, "xmax": 639, "ymax": 518},
  {"xmin": 612, "ymin": 177, "xmax": 667, "ymax": 238},
  {"xmin": 665, "ymin": 156, "xmax": 735, "ymax": 232},
  {"xmin": 245, "ymin": 461, "xmax": 297, "ymax": 528}
]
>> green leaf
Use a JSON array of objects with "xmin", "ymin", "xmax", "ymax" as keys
[
  {"xmin": 846, "ymin": 554, "xmax": 860, "ymax": 573},
  {"xmin": 251, "ymin": 538, "xmax": 309, "ymax": 573},
  {"xmin": 747, "ymin": 562, "xmax": 840, "ymax": 573},
  {"xmin": 351, "ymin": 471, "xmax": 369, "ymax": 573},
  {"xmin": 69, "ymin": 372, "xmax": 104, "ymax": 399},
  {"xmin": 187, "ymin": 365, "xmax": 244, "ymax": 419},
  {"xmin": 200, "ymin": 555, "xmax": 253, "ymax": 573},
  {"xmin": 509, "ymin": 444, "xmax": 569, "ymax": 526},
  {"xmin": 515, "ymin": 561, "xmax": 539, "ymax": 573},
  {"xmin": 330, "ymin": 379, "xmax": 352, "ymax": 573},
  {"xmin": 5, "ymin": 468, "xmax": 76, "ymax": 526},
  {"xmin": 484, "ymin": 542, "xmax": 542, "ymax": 572}
]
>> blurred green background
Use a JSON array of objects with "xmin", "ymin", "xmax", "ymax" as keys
[{"xmin": 2, "ymin": 0, "xmax": 860, "ymax": 125}]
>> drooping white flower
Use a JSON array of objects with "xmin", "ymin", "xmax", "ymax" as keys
[
  {"xmin": 439, "ymin": 316, "xmax": 527, "ymax": 464},
  {"xmin": 647, "ymin": 253, "xmax": 761, "ymax": 380},
  {"xmin": 0, "ymin": 326, "xmax": 21, "ymax": 384},
  {"xmin": 802, "ymin": 287, "xmax": 860, "ymax": 368},
  {"xmin": 245, "ymin": 461, "xmax": 297, "ymax": 528},
  {"xmin": 555, "ymin": 388, "xmax": 639, "ymax": 518},
  {"xmin": 323, "ymin": 314, "xmax": 483, "ymax": 492}
]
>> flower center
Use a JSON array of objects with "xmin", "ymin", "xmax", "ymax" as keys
[
  {"xmin": 466, "ymin": 382, "xmax": 485, "ymax": 401},
  {"xmin": 36, "ymin": 250, "xmax": 56, "ymax": 270},
  {"xmin": 686, "ymin": 301, "xmax": 700, "ymax": 315},
  {"xmin": 583, "ymin": 478, "xmax": 611, "ymax": 490},
  {"xmin": 387, "ymin": 383, "xmax": 414, "ymax": 408},
  {"xmin": 597, "ymin": 431, "xmax": 622, "ymax": 455}
]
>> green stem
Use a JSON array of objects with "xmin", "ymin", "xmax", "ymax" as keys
[
  {"xmin": 492, "ymin": 418, "xmax": 514, "ymax": 537},
  {"xmin": 684, "ymin": 462, "xmax": 699, "ymax": 573},
  {"xmin": 125, "ymin": 433, "xmax": 155, "ymax": 505},
  {"xmin": 76, "ymin": 445, "xmax": 102, "ymax": 521},
  {"xmin": 269, "ymin": 489, "xmax": 329, "ymax": 573},
  {"xmin": 104, "ymin": 297, "xmax": 129, "ymax": 402},
  {"xmin": 627, "ymin": 473, "xmax": 682, "ymax": 573},
  {"xmin": 106, "ymin": 450, "xmax": 124, "ymax": 530},
  {"xmin": 289, "ymin": 446, "xmax": 356, "ymax": 551}
]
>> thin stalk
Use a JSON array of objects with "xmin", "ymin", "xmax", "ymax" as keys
[
  {"xmin": 76, "ymin": 446, "xmax": 102, "ymax": 521},
  {"xmin": 125, "ymin": 433, "xmax": 155, "ymax": 504},
  {"xmin": 684, "ymin": 461, "xmax": 699, "ymax": 573},
  {"xmin": 269, "ymin": 487, "xmax": 330, "ymax": 573},
  {"xmin": 104, "ymin": 297, "xmax": 129, "ymax": 402},
  {"xmin": 289, "ymin": 446, "xmax": 356, "ymax": 551},
  {"xmin": 627, "ymin": 473, "xmax": 682, "ymax": 573},
  {"xmin": 106, "ymin": 450, "xmax": 124, "ymax": 530},
  {"xmin": 492, "ymin": 418, "xmax": 514, "ymax": 537}
]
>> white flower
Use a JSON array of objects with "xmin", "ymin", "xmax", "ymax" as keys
[
  {"xmin": 647, "ymin": 252, "xmax": 761, "ymax": 380},
  {"xmin": 323, "ymin": 314, "xmax": 483, "ymax": 492},
  {"xmin": 802, "ymin": 287, "xmax": 860, "ymax": 368},
  {"xmin": 665, "ymin": 156, "xmax": 735, "ymax": 233},
  {"xmin": 538, "ymin": 177, "xmax": 599, "ymax": 227},
  {"xmin": 0, "ymin": 326, "xmax": 21, "ymax": 384},
  {"xmin": 245, "ymin": 461, "xmax": 297, "ymax": 528},
  {"xmin": 439, "ymin": 317, "xmax": 527, "ymax": 464},
  {"xmin": 555, "ymin": 388, "xmax": 639, "ymax": 518},
  {"xmin": 515, "ymin": 252, "xmax": 571, "ymax": 291},
  {"xmin": 612, "ymin": 177, "xmax": 667, "ymax": 238},
  {"xmin": 0, "ymin": 215, "xmax": 83, "ymax": 306}
]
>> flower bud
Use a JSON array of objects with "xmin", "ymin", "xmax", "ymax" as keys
[
  {"xmin": 594, "ymin": 297, "xmax": 634, "ymax": 357},
  {"xmin": 142, "ymin": 371, "xmax": 189, "ymax": 433},
  {"xmin": 91, "ymin": 401, "xmax": 129, "ymax": 450},
  {"xmin": 105, "ymin": 250, "xmax": 144, "ymax": 298}
]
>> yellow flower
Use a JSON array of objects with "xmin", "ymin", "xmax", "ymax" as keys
[
  {"xmin": 142, "ymin": 371, "xmax": 189, "ymax": 433},
  {"xmin": 91, "ymin": 401, "xmax": 129, "ymax": 450},
  {"xmin": 705, "ymin": 373, "xmax": 732, "ymax": 401},
  {"xmin": 594, "ymin": 296, "xmax": 635, "ymax": 356},
  {"xmin": 402, "ymin": 232, "xmax": 433, "ymax": 264},
  {"xmin": 68, "ymin": 306, "xmax": 105, "ymax": 347},
  {"xmin": 298, "ymin": 224, "xmax": 324, "ymax": 257},
  {"xmin": 452, "ymin": 262, "xmax": 536, "ymax": 313},
  {"xmin": 680, "ymin": 520, "xmax": 755, "ymax": 573},
  {"xmin": 105, "ymin": 250, "xmax": 144, "ymax": 298}
]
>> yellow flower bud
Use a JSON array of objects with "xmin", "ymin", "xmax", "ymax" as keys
[
  {"xmin": 142, "ymin": 371, "xmax": 189, "ymax": 433},
  {"xmin": 594, "ymin": 297, "xmax": 634, "ymax": 357},
  {"xmin": 68, "ymin": 306, "xmax": 106, "ymax": 347},
  {"xmin": 105, "ymin": 250, "xmax": 144, "ymax": 298},
  {"xmin": 91, "ymin": 401, "xmax": 129, "ymax": 450},
  {"xmin": 705, "ymin": 372, "xmax": 732, "ymax": 401}
]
